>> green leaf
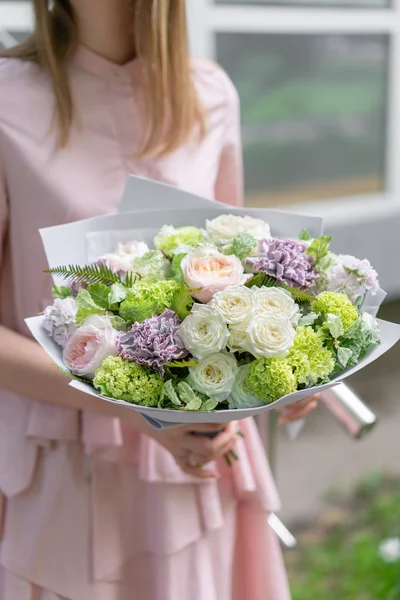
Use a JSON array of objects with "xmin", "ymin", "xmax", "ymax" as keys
[
  {"xmin": 88, "ymin": 284, "xmax": 112, "ymax": 309},
  {"xmin": 159, "ymin": 379, "xmax": 182, "ymax": 407},
  {"xmin": 245, "ymin": 273, "xmax": 313, "ymax": 305},
  {"xmin": 299, "ymin": 312, "xmax": 318, "ymax": 327},
  {"xmin": 337, "ymin": 346, "xmax": 353, "ymax": 368},
  {"xmin": 201, "ymin": 397, "xmax": 220, "ymax": 412},
  {"xmin": 109, "ymin": 283, "xmax": 128, "ymax": 305},
  {"xmin": 52, "ymin": 285, "xmax": 73, "ymax": 299},
  {"xmin": 177, "ymin": 382, "xmax": 203, "ymax": 411},
  {"xmin": 327, "ymin": 314, "xmax": 345, "ymax": 339},
  {"xmin": 224, "ymin": 233, "xmax": 257, "ymax": 261},
  {"xmin": 167, "ymin": 358, "xmax": 199, "ymax": 368},
  {"xmin": 245, "ymin": 272, "xmax": 275, "ymax": 289},
  {"xmin": 45, "ymin": 263, "xmax": 123, "ymax": 287},
  {"xmin": 171, "ymin": 284, "xmax": 194, "ymax": 320},
  {"xmin": 171, "ymin": 254, "xmax": 186, "ymax": 284},
  {"xmin": 300, "ymin": 229, "xmax": 312, "ymax": 241},
  {"xmin": 306, "ymin": 235, "xmax": 332, "ymax": 265},
  {"xmin": 108, "ymin": 315, "xmax": 128, "ymax": 331},
  {"xmin": 75, "ymin": 289, "xmax": 106, "ymax": 324}
]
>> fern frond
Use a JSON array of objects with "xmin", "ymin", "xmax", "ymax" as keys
[
  {"xmin": 246, "ymin": 272, "xmax": 313, "ymax": 305},
  {"xmin": 45, "ymin": 264, "xmax": 123, "ymax": 287}
]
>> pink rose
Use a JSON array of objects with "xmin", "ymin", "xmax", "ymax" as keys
[
  {"xmin": 63, "ymin": 315, "xmax": 118, "ymax": 380},
  {"xmin": 181, "ymin": 250, "xmax": 248, "ymax": 303}
]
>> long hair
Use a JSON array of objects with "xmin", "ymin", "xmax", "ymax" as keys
[{"xmin": 1, "ymin": 0, "xmax": 205, "ymax": 156}]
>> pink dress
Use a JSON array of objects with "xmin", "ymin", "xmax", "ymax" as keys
[{"xmin": 0, "ymin": 47, "xmax": 291, "ymax": 600}]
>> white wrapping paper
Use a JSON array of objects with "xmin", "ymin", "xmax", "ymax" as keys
[{"xmin": 28, "ymin": 176, "xmax": 400, "ymax": 428}]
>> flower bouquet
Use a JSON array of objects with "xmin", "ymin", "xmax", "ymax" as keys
[{"xmin": 26, "ymin": 177, "xmax": 400, "ymax": 428}]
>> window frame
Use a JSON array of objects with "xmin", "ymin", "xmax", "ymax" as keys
[{"xmin": 187, "ymin": 0, "xmax": 400, "ymax": 226}]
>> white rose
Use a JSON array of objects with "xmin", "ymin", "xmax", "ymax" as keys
[
  {"xmin": 243, "ymin": 313, "xmax": 295, "ymax": 358},
  {"xmin": 188, "ymin": 352, "xmax": 239, "ymax": 401},
  {"xmin": 206, "ymin": 214, "xmax": 271, "ymax": 247},
  {"xmin": 210, "ymin": 285, "xmax": 256, "ymax": 326},
  {"xmin": 254, "ymin": 287, "xmax": 300, "ymax": 325},
  {"xmin": 229, "ymin": 364, "xmax": 264, "ymax": 409},
  {"xmin": 115, "ymin": 240, "xmax": 149, "ymax": 260},
  {"xmin": 240, "ymin": 216, "xmax": 271, "ymax": 241},
  {"xmin": 206, "ymin": 214, "xmax": 246, "ymax": 246},
  {"xmin": 98, "ymin": 253, "xmax": 134, "ymax": 273},
  {"xmin": 227, "ymin": 319, "xmax": 251, "ymax": 353},
  {"xmin": 177, "ymin": 305, "xmax": 229, "ymax": 360}
]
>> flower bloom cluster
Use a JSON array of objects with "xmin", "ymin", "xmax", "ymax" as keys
[
  {"xmin": 247, "ymin": 238, "xmax": 318, "ymax": 290},
  {"xmin": 40, "ymin": 212, "xmax": 382, "ymax": 415}
]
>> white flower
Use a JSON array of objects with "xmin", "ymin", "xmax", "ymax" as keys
[
  {"xmin": 99, "ymin": 241, "xmax": 150, "ymax": 273},
  {"xmin": 188, "ymin": 352, "xmax": 239, "ymax": 401},
  {"xmin": 379, "ymin": 538, "xmax": 400, "ymax": 563},
  {"xmin": 178, "ymin": 305, "xmax": 229, "ymax": 360},
  {"xmin": 210, "ymin": 285, "xmax": 256, "ymax": 325},
  {"xmin": 254, "ymin": 287, "xmax": 300, "ymax": 325},
  {"xmin": 244, "ymin": 313, "xmax": 295, "ymax": 358},
  {"xmin": 42, "ymin": 297, "xmax": 78, "ymax": 348},
  {"xmin": 327, "ymin": 254, "xmax": 380, "ymax": 303},
  {"xmin": 240, "ymin": 215, "xmax": 271, "ymax": 241},
  {"xmin": 115, "ymin": 240, "xmax": 149, "ymax": 260},
  {"xmin": 206, "ymin": 214, "xmax": 270, "ymax": 246},
  {"xmin": 229, "ymin": 364, "xmax": 264, "ymax": 409},
  {"xmin": 227, "ymin": 320, "xmax": 251, "ymax": 353},
  {"xmin": 98, "ymin": 253, "xmax": 134, "ymax": 273}
]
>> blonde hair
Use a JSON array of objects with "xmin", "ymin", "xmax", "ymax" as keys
[{"xmin": 1, "ymin": 0, "xmax": 205, "ymax": 156}]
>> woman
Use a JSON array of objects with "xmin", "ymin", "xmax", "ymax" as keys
[{"xmin": 0, "ymin": 1, "xmax": 317, "ymax": 599}]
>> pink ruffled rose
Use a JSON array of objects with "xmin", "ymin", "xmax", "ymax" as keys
[
  {"xmin": 63, "ymin": 315, "xmax": 118, "ymax": 380},
  {"xmin": 181, "ymin": 250, "xmax": 249, "ymax": 303}
]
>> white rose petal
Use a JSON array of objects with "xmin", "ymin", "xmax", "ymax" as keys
[
  {"xmin": 206, "ymin": 214, "xmax": 246, "ymax": 246},
  {"xmin": 227, "ymin": 320, "xmax": 251, "ymax": 353},
  {"xmin": 188, "ymin": 352, "xmax": 239, "ymax": 401},
  {"xmin": 99, "ymin": 253, "xmax": 134, "ymax": 273},
  {"xmin": 178, "ymin": 305, "xmax": 229, "ymax": 360},
  {"xmin": 115, "ymin": 240, "xmax": 150, "ymax": 260},
  {"xmin": 240, "ymin": 215, "xmax": 271, "ymax": 241},
  {"xmin": 211, "ymin": 285, "xmax": 256, "ymax": 325},
  {"xmin": 254, "ymin": 287, "xmax": 300, "ymax": 325},
  {"xmin": 244, "ymin": 313, "xmax": 295, "ymax": 359},
  {"xmin": 229, "ymin": 364, "xmax": 264, "ymax": 409}
]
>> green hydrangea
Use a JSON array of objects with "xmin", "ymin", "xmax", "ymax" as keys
[
  {"xmin": 93, "ymin": 356, "xmax": 163, "ymax": 407},
  {"xmin": 154, "ymin": 225, "xmax": 203, "ymax": 257},
  {"xmin": 287, "ymin": 326, "xmax": 335, "ymax": 386},
  {"xmin": 132, "ymin": 250, "xmax": 169, "ymax": 282},
  {"xmin": 119, "ymin": 280, "xmax": 181, "ymax": 323},
  {"xmin": 312, "ymin": 291, "xmax": 358, "ymax": 331},
  {"xmin": 245, "ymin": 357, "xmax": 297, "ymax": 404}
]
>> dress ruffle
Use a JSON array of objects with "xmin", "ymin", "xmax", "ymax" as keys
[{"xmin": 0, "ymin": 396, "xmax": 289, "ymax": 600}]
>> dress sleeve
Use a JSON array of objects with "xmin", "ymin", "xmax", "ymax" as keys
[
  {"xmin": 214, "ymin": 72, "xmax": 245, "ymax": 208},
  {"xmin": 0, "ymin": 158, "xmax": 9, "ymax": 267}
]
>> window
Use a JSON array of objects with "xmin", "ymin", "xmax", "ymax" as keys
[
  {"xmin": 187, "ymin": 0, "xmax": 400, "ymax": 219},
  {"xmin": 217, "ymin": 33, "xmax": 388, "ymax": 206},
  {"xmin": 0, "ymin": 1, "xmax": 31, "ymax": 49}
]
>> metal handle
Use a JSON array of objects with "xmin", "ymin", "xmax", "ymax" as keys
[{"xmin": 321, "ymin": 384, "xmax": 377, "ymax": 439}]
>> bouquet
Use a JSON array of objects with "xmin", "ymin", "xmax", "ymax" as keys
[{"xmin": 26, "ymin": 177, "xmax": 400, "ymax": 427}]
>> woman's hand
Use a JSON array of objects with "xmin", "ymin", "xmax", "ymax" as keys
[
  {"xmin": 150, "ymin": 422, "xmax": 239, "ymax": 479},
  {"xmin": 277, "ymin": 394, "xmax": 319, "ymax": 424}
]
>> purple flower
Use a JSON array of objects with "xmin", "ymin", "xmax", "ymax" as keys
[
  {"xmin": 117, "ymin": 310, "xmax": 188, "ymax": 375},
  {"xmin": 42, "ymin": 297, "xmax": 78, "ymax": 347},
  {"xmin": 247, "ymin": 238, "xmax": 318, "ymax": 290}
]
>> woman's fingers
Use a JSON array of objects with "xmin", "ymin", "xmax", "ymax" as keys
[{"xmin": 279, "ymin": 399, "xmax": 319, "ymax": 423}]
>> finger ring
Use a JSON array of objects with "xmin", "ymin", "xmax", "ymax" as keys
[{"xmin": 180, "ymin": 451, "xmax": 202, "ymax": 469}]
